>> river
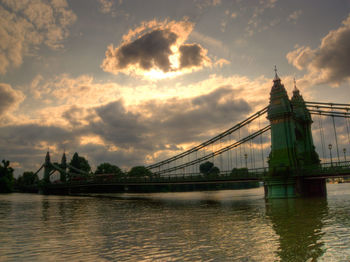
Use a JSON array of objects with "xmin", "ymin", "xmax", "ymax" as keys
[{"xmin": 0, "ymin": 184, "xmax": 350, "ymax": 261}]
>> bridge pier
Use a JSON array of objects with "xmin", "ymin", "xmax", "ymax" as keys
[
  {"xmin": 264, "ymin": 176, "xmax": 327, "ymax": 198},
  {"xmin": 264, "ymin": 177, "xmax": 297, "ymax": 198},
  {"xmin": 297, "ymin": 177, "xmax": 327, "ymax": 197}
]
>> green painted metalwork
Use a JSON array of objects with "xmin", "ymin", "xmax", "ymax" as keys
[
  {"xmin": 266, "ymin": 72, "xmax": 321, "ymax": 198},
  {"xmin": 291, "ymin": 84, "xmax": 320, "ymax": 168},
  {"xmin": 267, "ymin": 73, "xmax": 298, "ymax": 171}
]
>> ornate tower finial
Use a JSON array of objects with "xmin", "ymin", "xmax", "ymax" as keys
[
  {"xmin": 293, "ymin": 77, "xmax": 298, "ymax": 91},
  {"xmin": 273, "ymin": 65, "xmax": 280, "ymax": 80},
  {"xmin": 61, "ymin": 150, "xmax": 67, "ymax": 167},
  {"xmin": 45, "ymin": 150, "xmax": 51, "ymax": 164}
]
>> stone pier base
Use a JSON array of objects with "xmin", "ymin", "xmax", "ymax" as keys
[{"xmin": 264, "ymin": 176, "xmax": 327, "ymax": 199}]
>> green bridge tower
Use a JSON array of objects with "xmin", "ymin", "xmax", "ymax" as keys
[{"xmin": 264, "ymin": 68, "xmax": 326, "ymax": 198}]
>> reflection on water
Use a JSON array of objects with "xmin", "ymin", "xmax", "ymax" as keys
[
  {"xmin": 0, "ymin": 185, "xmax": 350, "ymax": 261},
  {"xmin": 266, "ymin": 198, "xmax": 327, "ymax": 261}
]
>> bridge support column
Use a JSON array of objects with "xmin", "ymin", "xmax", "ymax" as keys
[
  {"xmin": 264, "ymin": 177, "xmax": 298, "ymax": 198},
  {"xmin": 264, "ymin": 177, "xmax": 327, "ymax": 198},
  {"xmin": 298, "ymin": 178, "xmax": 327, "ymax": 197}
]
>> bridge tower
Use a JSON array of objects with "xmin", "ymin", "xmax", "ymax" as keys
[
  {"xmin": 265, "ymin": 69, "xmax": 325, "ymax": 198},
  {"xmin": 290, "ymin": 80, "xmax": 320, "ymax": 167},
  {"xmin": 43, "ymin": 151, "xmax": 51, "ymax": 183},
  {"xmin": 60, "ymin": 152, "xmax": 67, "ymax": 182}
]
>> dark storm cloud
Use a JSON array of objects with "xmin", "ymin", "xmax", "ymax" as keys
[
  {"xmin": 90, "ymin": 86, "xmax": 251, "ymax": 152},
  {"xmin": 287, "ymin": 14, "xmax": 350, "ymax": 85},
  {"xmin": 62, "ymin": 105, "xmax": 95, "ymax": 127},
  {"xmin": 91, "ymin": 100, "xmax": 146, "ymax": 147},
  {"xmin": 76, "ymin": 143, "xmax": 146, "ymax": 170},
  {"xmin": 0, "ymin": 124, "xmax": 80, "ymax": 175},
  {"xmin": 312, "ymin": 19, "xmax": 350, "ymax": 83},
  {"xmin": 103, "ymin": 29, "xmax": 178, "ymax": 73},
  {"xmin": 149, "ymin": 86, "xmax": 251, "ymax": 144},
  {"xmin": 0, "ymin": 124, "xmax": 76, "ymax": 148},
  {"xmin": 1, "ymin": 86, "xmax": 252, "ymax": 174},
  {"xmin": 0, "ymin": 83, "xmax": 24, "ymax": 116},
  {"xmin": 101, "ymin": 20, "xmax": 211, "ymax": 76},
  {"xmin": 179, "ymin": 44, "xmax": 205, "ymax": 68}
]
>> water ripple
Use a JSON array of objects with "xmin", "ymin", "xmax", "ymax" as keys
[{"xmin": 0, "ymin": 185, "xmax": 350, "ymax": 261}]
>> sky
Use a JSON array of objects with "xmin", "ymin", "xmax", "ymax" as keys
[{"xmin": 1, "ymin": 0, "xmax": 350, "ymax": 175}]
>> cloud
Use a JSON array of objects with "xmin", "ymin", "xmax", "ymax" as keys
[
  {"xmin": 179, "ymin": 44, "xmax": 208, "ymax": 68},
  {"xmin": 0, "ymin": 123, "xmax": 79, "ymax": 175},
  {"xmin": 101, "ymin": 19, "xmax": 211, "ymax": 79},
  {"xmin": 244, "ymin": 0, "xmax": 278, "ymax": 36},
  {"xmin": 98, "ymin": 0, "xmax": 113, "ymax": 13},
  {"xmin": 287, "ymin": 14, "xmax": 350, "ymax": 85},
  {"xmin": 97, "ymin": 0, "xmax": 125, "ymax": 17},
  {"xmin": 0, "ymin": 0, "xmax": 76, "ymax": 74},
  {"xmin": 109, "ymin": 29, "xmax": 177, "ymax": 72},
  {"xmin": 72, "ymin": 85, "xmax": 254, "ymax": 170},
  {"xmin": 286, "ymin": 46, "xmax": 314, "ymax": 70},
  {"xmin": 28, "ymin": 74, "xmax": 121, "ymax": 107},
  {"xmin": 62, "ymin": 105, "xmax": 97, "ymax": 127},
  {"xmin": 0, "ymin": 83, "xmax": 25, "ymax": 117},
  {"xmin": 287, "ymin": 10, "xmax": 302, "ymax": 24},
  {"xmin": 2, "ymin": 72, "xmax": 276, "ymax": 175},
  {"xmin": 190, "ymin": 31, "xmax": 229, "ymax": 53},
  {"xmin": 194, "ymin": 0, "xmax": 222, "ymax": 9}
]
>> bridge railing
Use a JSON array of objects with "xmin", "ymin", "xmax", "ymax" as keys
[
  {"xmin": 47, "ymin": 168, "xmax": 267, "ymax": 187},
  {"xmin": 319, "ymin": 161, "xmax": 350, "ymax": 168},
  {"xmin": 296, "ymin": 161, "xmax": 350, "ymax": 177}
]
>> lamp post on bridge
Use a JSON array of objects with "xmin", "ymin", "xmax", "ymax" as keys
[
  {"xmin": 343, "ymin": 148, "xmax": 347, "ymax": 162},
  {"xmin": 244, "ymin": 153, "xmax": 248, "ymax": 169},
  {"xmin": 328, "ymin": 144, "xmax": 333, "ymax": 167}
]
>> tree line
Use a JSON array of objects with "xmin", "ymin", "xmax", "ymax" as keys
[
  {"xmin": 0, "ymin": 152, "xmax": 152, "ymax": 193},
  {"xmin": 1, "ymin": 152, "xmax": 250, "ymax": 193}
]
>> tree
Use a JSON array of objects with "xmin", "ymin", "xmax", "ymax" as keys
[
  {"xmin": 69, "ymin": 152, "xmax": 91, "ymax": 174},
  {"xmin": 210, "ymin": 166, "xmax": 220, "ymax": 176},
  {"xmin": 95, "ymin": 163, "xmax": 123, "ymax": 176},
  {"xmin": 127, "ymin": 166, "xmax": 152, "ymax": 177},
  {"xmin": 15, "ymin": 171, "xmax": 39, "ymax": 191},
  {"xmin": 200, "ymin": 161, "xmax": 214, "ymax": 175},
  {"xmin": 0, "ymin": 160, "xmax": 14, "ymax": 193},
  {"xmin": 199, "ymin": 161, "xmax": 220, "ymax": 177},
  {"xmin": 19, "ymin": 171, "xmax": 38, "ymax": 186}
]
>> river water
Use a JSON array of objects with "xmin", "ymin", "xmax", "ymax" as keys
[{"xmin": 0, "ymin": 184, "xmax": 350, "ymax": 261}]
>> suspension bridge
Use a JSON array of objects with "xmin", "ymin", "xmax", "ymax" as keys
[{"xmin": 34, "ymin": 71, "xmax": 350, "ymax": 198}]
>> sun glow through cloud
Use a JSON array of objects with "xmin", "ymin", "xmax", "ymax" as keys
[{"xmin": 101, "ymin": 18, "xmax": 212, "ymax": 80}]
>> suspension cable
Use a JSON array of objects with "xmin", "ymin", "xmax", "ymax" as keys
[
  {"xmin": 259, "ymin": 115, "xmax": 265, "ymax": 169},
  {"xmin": 317, "ymin": 111, "xmax": 326, "ymax": 160},
  {"xmin": 228, "ymin": 133, "xmax": 232, "ymax": 171},
  {"xmin": 309, "ymin": 110, "xmax": 350, "ymax": 118},
  {"xmin": 147, "ymin": 106, "xmax": 268, "ymax": 169},
  {"xmin": 154, "ymin": 125, "xmax": 271, "ymax": 175},
  {"xmin": 305, "ymin": 101, "xmax": 350, "ymax": 107},
  {"xmin": 331, "ymin": 105, "xmax": 341, "ymax": 163},
  {"xmin": 239, "ymin": 128, "xmax": 242, "ymax": 167},
  {"xmin": 249, "ymin": 123, "xmax": 253, "ymax": 169},
  {"xmin": 346, "ymin": 109, "xmax": 350, "ymax": 146}
]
